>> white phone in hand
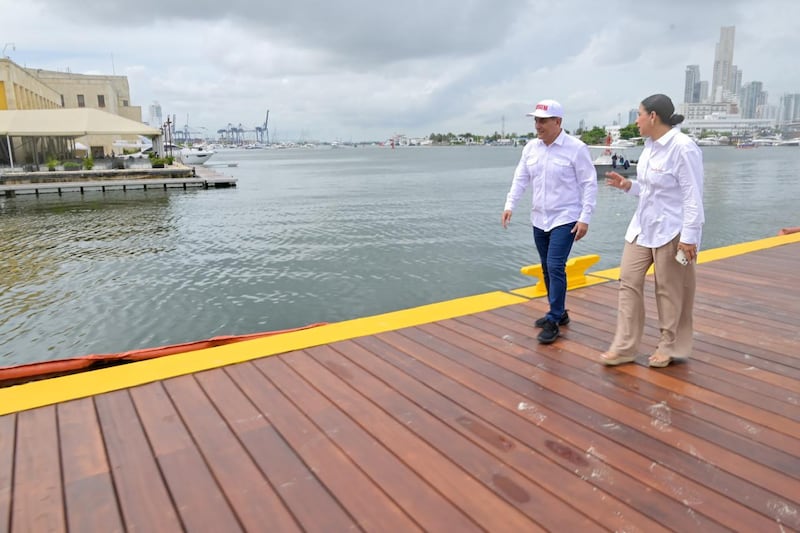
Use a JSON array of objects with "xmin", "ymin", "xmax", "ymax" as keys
[{"xmin": 675, "ymin": 248, "xmax": 689, "ymax": 266}]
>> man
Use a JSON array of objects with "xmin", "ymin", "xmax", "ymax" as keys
[{"xmin": 502, "ymin": 99, "xmax": 597, "ymax": 344}]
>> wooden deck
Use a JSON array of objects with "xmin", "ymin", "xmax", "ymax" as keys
[
  {"xmin": 0, "ymin": 164, "xmax": 236, "ymax": 196},
  {"xmin": 1, "ymin": 241, "xmax": 799, "ymax": 532}
]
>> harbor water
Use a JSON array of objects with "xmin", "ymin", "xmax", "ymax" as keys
[{"xmin": 1, "ymin": 145, "xmax": 799, "ymax": 365}]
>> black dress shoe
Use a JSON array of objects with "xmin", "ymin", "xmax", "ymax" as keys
[
  {"xmin": 537, "ymin": 320, "xmax": 560, "ymax": 344},
  {"xmin": 535, "ymin": 310, "xmax": 570, "ymax": 328}
]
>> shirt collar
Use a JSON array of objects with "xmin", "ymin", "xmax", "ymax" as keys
[
  {"xmin": 550, "ymin": 129, "xmax": 567, "ymax": 146},
  {"xmin": 652, "ymin": 127, "xmax": 678, "ymax": 147}
]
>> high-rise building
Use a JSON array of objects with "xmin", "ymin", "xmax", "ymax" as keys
[
  {"xmin": 684, "ymin": 65, "xmax": 701, "ymax": 103},
  {"xmin": 149, "ymin": 101, "xmax": 163, "ymax": 129},
  {"xmin": 733, "ymin": 67, "xmax": 743, "ymax": 98},
  {"xmin": 740, "ymin": 81, "xmax": 766, "ymax": 119},
  {"xmin": 698, "ymin": 81, "xmax": 709, "ymax": 103},
  {"xmin": 711, "ymin": 26, "xmax": 736, "ymax": 103},
  {"xmin": 778, "ymin": 93, "xmax": 800, "ymax": 124},
  {"xmin": 628, "ymin": 108, "xmax": 638, "ymax": 125}
]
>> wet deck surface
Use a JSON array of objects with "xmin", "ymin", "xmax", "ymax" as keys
[{"xmin": 1, "ymin": 242, "xmax": 798, "ymax": 532}]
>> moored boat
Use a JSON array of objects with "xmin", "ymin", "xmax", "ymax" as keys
[
  {"xmin": 179, "ymin": 146, "xmax": 215, "ymax": 165},
  {"xmin": 587, "ymin": 142, "xmax": 641, "ymax": 178}
]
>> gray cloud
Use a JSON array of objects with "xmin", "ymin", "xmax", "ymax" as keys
[
  {"xmin": 4, "ymin": 0, "xmax": 800, "ymax": 140},
  {"xmin": 47, "ymin": 0, "xmax": 529, "ymax": 66}
]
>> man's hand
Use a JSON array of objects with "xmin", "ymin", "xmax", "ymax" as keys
[
  {"xmin": 501, "ymin": 210, "xmax": 512, "ymax": 229},
  {"xmin": 571, "ymin": 222, "xmax": 589, "ymax": 241}
]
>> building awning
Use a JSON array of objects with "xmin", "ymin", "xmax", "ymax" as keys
[{"xmin": 0, "ymin": 108, "xmax": 161, "ymax": 137}]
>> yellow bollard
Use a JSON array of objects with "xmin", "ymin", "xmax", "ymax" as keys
[{"xmin": 515, "ymin": 254, "xmax": 601, "ymax": 298}]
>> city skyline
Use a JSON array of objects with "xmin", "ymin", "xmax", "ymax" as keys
[{"xmin": 682, "ymin": 25, "xmax": 800, "ymax": 125}]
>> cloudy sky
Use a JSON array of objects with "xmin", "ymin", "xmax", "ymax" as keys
[{"xmin": 3, "ymin": 0, "xmax": 799, "ymax": 142}]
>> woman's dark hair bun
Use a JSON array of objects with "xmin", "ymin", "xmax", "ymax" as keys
[{"xmin": 642, "ymin": 94, "xmax": 684, "ymax": 126}]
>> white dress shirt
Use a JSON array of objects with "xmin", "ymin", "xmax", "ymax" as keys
[
  {"xmin": 504, "ymin": 130, "xmax": 597, "ymax": 231},
  {"xmin": 625, "ymin": 128, "xmax": 704, "ymax": 247}
]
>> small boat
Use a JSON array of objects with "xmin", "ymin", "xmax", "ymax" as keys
[
  {"xmin": 588, "ymin": 138, "xmax": 641, "ymax": 177},
  {"xmin": 179, "ymin": 146, "xmax": 215, "ymax": 165},
  {"xmin": 592, "ymin": 156, "xmax": 637, "ymax": 177}
]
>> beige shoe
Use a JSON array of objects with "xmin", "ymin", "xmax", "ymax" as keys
[
  {"xmin": 599, "ymin": 352, "xmax": 636, "ymax": 366},
  {"xmin": 648, "ymin": 353, "xmax": 673, "ymax": 368}
]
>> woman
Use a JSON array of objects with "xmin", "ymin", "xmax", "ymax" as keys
[{"xmin": 599, "ymin": 94, "xmax": 704, "ymax": 367}]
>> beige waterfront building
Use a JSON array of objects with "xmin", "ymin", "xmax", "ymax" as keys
[{"xmin": 1, "ymin": 57, "xmax": 151, "ymax": 164}]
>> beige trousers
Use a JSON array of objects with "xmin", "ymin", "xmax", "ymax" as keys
[{"xmin": 608, "ymin": 235, "xmax": 696, "ymax": 358}]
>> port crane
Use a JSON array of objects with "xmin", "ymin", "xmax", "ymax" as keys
[{"xmin": 215, "ymin": 111, "xmax": 270, "ymax": 145}]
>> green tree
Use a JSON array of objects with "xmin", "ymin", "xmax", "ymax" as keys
[
  {"xmin": 579, "ymin": 126, "xmax": 608, "ymax": 145},
  {"xmin": 619, "ymin": 123, "xmax": 640, "ymax": 139}
]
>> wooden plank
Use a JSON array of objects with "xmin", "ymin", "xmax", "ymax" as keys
[
  {"xmin": 194, "ymin": 368, "xmax": 353, "ymax": 533},
  {"xmin": 368, "ymin": 329, "xmax": 788, "ymax": 523},
  {"xmin": 317, "ymin": 339, "xmax": 670, "ymax": 532},
  {"xmin": 496, "ymin": 298, "xmax": 800, "ymax": 419},
  {"xmin": 95, "ymin": 389, "xmax": 183, "ymax": 532},
  {"xmin": 406, "ymin": 320, "xmax": 800, "ymax": 526},
  {"xmin": 458, "ymin": 310, "xmax": 800, "ymax": 479},
  {"xmin": 484, "ymin": 309, "xmax": 796, "ymax": 458},
  {"xmin": 281, "ymin": 347, "xmax": 567, "ymax": 532},
  {"xmin": 498, "ymin": 292, "xmax": 800, "ymax": 423},
  {"xmin": 0, "ymin": 415, "xmax": 14, "ymax": 533},
  {"xmin": 352, "ymin": 331, "xmax": 766, "ymax": 531},
  {"xmin": 129, "ymin": 382, "xmax": 243, "ymax": 532},
  {"xmin": 57, "ymin": 398, "xmax": 124, "ymax": 533},
  {"xmin": 162, "ymin": 373, "xmax": 302, "ymax": 532},
  {"xmin": 227, "ymin": 360, "xmax": 424, "ymax": 532},
  {"xmin": 569, "ymin": 279, "xmax": 800, "ymax": 367},
  {"xmin": 476, "ymin": 308, "xmax": 800, "ymax": 465},
  {"xmin": 12, "ymin": 406, "xmax": 64, "ymax": 533}
]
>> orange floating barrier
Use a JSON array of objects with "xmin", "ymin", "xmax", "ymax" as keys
[{"xmin": 0, "ymin": 323, "xmax": 327, "ymax": 387}]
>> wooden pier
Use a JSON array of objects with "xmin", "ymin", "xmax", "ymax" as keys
[
  {"xmin": 0, "ymin": 165, "xmax": 236, "ymax": 197},
  {"xmin": 0, "ymin": 236, "xmax": 798, "ymax": 531}
]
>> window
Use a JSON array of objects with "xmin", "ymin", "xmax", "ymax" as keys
[
  {"xmin": 97, "ymin": 94, "xmax": 105, "ymax": 108},
  {"xmin": 60, "ymin": 95, "xmax": 65, "ymax": 107},
  {"xmin": 77, "ymin": 94, "xmax": 85, "ymax": 108},
  {"xmin": 122, "ymin": 100, "xmax": 128, "ymax": 107}
]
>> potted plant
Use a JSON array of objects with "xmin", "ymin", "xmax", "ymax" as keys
[
  {"xmin": 83, "ymin": 155, "xmax": 94, "ymax": 170},
  {"xmin": 46, "ymin": 158, "xmax": 59, "ymax": 171},
  {"xmin": 63, "ymin": 162, "xmax": 81, "ymax": 171}
]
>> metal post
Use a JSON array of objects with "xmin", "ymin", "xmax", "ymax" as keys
[{"xmin": 6, "ymin": 135, "xmax": 13, "ymax": 168}]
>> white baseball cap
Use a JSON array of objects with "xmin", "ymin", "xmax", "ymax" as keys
[{"xmin": 526, "ymin": 99, "xmax": 563, "ymax": 118}]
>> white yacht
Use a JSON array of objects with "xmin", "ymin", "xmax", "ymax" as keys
[
  {"xmin": 156, "ymin": 143, "xmax": 214, "ymax": 165},
  {"xmin": 179, "ymin": 146, "xmax": 215, "ymax": 165}
]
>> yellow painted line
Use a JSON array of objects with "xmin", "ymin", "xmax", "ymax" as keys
[
  {"xmin": 508, "ymin": 285, "xmax": 548, "ymax": 299},
  {"xmin": 584, "ymin": 268, "xmax": 621, "ymax": 281},
  {"xmin": 0, "ymin": 290, "xmax": 527, "ymax": 415},
  {"xmin": 509, "ymin": 273, "xmax": 610, "ymax": 298},
  {"xmin": 574, "ymin": 232, "xmax": 800, "ymax": 280},
  {"xmin": 696, "ymin": 231, "xmax": 800, "ymax": 263}
]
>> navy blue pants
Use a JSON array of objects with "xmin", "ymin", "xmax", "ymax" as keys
[{"xmin": 533, "ymin": 222, "xmax": 577, "ymax": 322}]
